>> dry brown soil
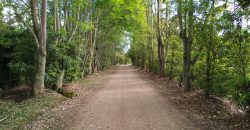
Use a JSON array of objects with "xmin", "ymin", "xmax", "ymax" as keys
[
  {"xmin": 68, "ymin": 65, "xmax": 197, "ymax": 130},
  {"xmin": 27, "ymin": 65, "xmax": 200, "ymax": 130}
]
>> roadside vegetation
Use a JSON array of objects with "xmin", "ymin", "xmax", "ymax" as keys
[
  {"xmin": 0, "ymin": 0, "xmax": 249, "ymax": 129},
  {"xmin": 0, "ymin": 90, "xmax": 66, "ymax": 129},
  {"xmin": 0, "ymin": 71, "xmax": 106, "ymax": 129},
  {"xmin": 128, "ymin": 0, "xmax": 250, "ymax": 112}
]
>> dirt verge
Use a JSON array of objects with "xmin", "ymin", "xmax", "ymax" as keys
[
  {"xmin": 24, "ymin": 70, "xmax": 110, "ymax": 130},
  {"xmin": 139, "ymin": 70, "xmax": 250, "ymax": 130}
]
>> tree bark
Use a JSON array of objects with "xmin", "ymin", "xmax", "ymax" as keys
[
  {"xmin": 30, "ymin": 0, "xmax": 39, "ymax": 38},
  {"xmin": 31, "ymin": 0, "xmax": 47, "ymax": 96},
  {"xmin": 183, "ymin": 36, "xmax": 192, "ymax": 91},
  {"xmin": 169, "ymin": 46, "xmax": 175, "ymax": 80},
  {"xmin": 157, "ymin": 0, "xmax": 165, "ymax": 77},
  {"xmin": 88, "ymin": 0, "xmax": 94, "ymax": 75},
  {"xmin": 33, "ymin": 49, "xmax": 46, "ymax": 96},
  {"xmin": 55, "ymin": 69, "xmax": 65, "ymax": 91},
  {"xmin": 54, "ymin": 0, "xmax": 60, "ymax": 44},
  {"xmin": 177, "ymin": 0, "xmax": 193, "ymax": 91}
]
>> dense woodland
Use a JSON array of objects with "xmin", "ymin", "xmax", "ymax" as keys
[
  {"xmin": 0, "ymin": 0, "xmax": 249, "ymax": 112},
  {"xmin": 0, "ymin": 0, "xmax": 130, "ymax": 96},
  {"xmin": 128, "ymin": 0, "xmax": 250, "ymax": 110}
]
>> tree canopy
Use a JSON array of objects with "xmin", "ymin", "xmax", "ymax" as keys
[{"xmin": 0, "ymin": 0, "xmax": 249, "ymax": 110}]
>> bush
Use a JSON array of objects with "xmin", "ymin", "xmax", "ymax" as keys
[{"xmin": 0, "ymin": 27, "xmax": 35, "ymax": 89}]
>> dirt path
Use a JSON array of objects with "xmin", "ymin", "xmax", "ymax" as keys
[{"xmin": 65, "ymin": 65, "xmax": 197, "ymax": 130}]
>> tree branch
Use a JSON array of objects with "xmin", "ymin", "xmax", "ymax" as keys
[
  {"xmin": 0, "ymin": 116, "xmax": 7, "ymax": 123},
  {"xmin": 191, "ymin": 46, "xmax": 203, "ymax": 65},
  {"xmin": 13, "ymin": 9, "xmax": 40, "ymax": 48}
]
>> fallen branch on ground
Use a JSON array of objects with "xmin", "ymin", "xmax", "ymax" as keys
[{"xmin": 0, "ymin": 116, "xmax": 7, "ymax": 123}]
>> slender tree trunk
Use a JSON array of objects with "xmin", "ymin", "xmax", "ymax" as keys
[
  {"xmin": 157, "ymin": 0, "xmax": 165, "ymax": 77},
  {"xmin": 92, "ymin": 24, "xmax": 98, "ymax": 72},
  {"xmin": 169, "ymin": 47, "xmax": 174, "ymax": 80},
  {"xmin": 54, "ymin": 0, "xmax": 59, "ymax": 44},
  {"xmin": 30, "ymin": 0, "xmax": 39, "ymax": 37},
  {"xmin": 55, "ymin": 69, "xmax": 65, "ymax": 91},
  {"xmin": 165, "ymin": 5, "xmax": 169, "ymax": 73},
  {"xmin": 88, "ymin": 0, "xmax": 94, "ymax": 75},
  {"xmin": 183, "ymin": 37, "xmax": 192, "ymax": 91},
  {"xmin": 204, "ymin": 0, "xmax": 215, "ymax": 97},
  {"xmin": 53, "ymin": 0, "xmax": 65, "ymax": 91},
  {"xmin": 32, "ymin": 0, "xmax": 47, "ymax": 96},
  {"xmin": 64, "ymin": 0, "xmax": 69, "ymax": 35},
  {"xmin": 150, "ymin": 4, "xmax": 154, "ymax": 72},
  {"xmin": 205, "ymin": 49, "xmax": 211, "ymax": 97},
  {"xmin": 94, "ymin": 47, "xmax": 98, "ymax": 72},
  {"xmin": 88, "ymin": 29, "xmax": 94, "ymax": 75},
  {"xmin": 177, "ymin": 0, "xmax": 193, "ymax": 91},
  {"xmin": 88, "ymin": 32, "xmax": 93, "ymax": 74}
]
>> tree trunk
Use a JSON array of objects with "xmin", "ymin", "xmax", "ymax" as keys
[
  {"xmin": 33, "ymin": 49, "xmax": 46, "ymax": 96},
  {"xmin": 30, "ymin": 0, "xmax": 39, "ymax": 38},
  {"xmin": 32, "ymin": 0, "xmax": 47, "ymax": 96},
  {"xmin": 88, "ymin": 1, "xmax": 94, "ymax": 75},
  {"xmin": 165, "ymin": 6, "xmax": 170, "ymax": 74},
  {"xmin": 157, "ymin": 0, "xmax": 165, "ymax": 77},
  {"xmin": 88, "ymin": 30, "xmax": 94, "ymax": 75},
  {"xmin": 177, "ymin": 0, "xmax": 193, "ymax": 91},
  {"xmin": 55, "ymin": 69, "xmax": 65, "ymax": 91},
  {"xmin": 54, "ymin": 0, "xmax": 60, "ymax": 44},
  {"xmin": 205, "ymin": 49, "xmax": 211, "ymax": 97},
  {"xmin": 149, "ymin": 4, "xmax": 154, "ymax": 72},
  {"xmin": 89, "ymin": 16, "xmax": 98, "ymax": 75},
  {"xmin": 169, "ymin": 47, "xmax": 174, "ymax": 80},
  {"xmin": 157, "ymin": 35, "xmax": 165, "ymax": 77},
  {"xmin": 183, "ymin": 37, "xmax": 192, "ymax": 91}
]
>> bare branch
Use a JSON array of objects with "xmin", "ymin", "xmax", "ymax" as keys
[
  {"xmin": 0, "ymin": 116, "xmax": 7, "ymax": 123},
  {"xmin": 14, "ymin": 10, "xmax": 40, "ymax": 48}
]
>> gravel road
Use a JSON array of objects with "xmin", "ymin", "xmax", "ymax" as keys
[{"xmin": 69, "ymin": 65, "xmax": 197, "ymax": 130}]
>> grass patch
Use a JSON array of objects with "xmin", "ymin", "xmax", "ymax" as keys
[
  {"xmin": 0, "ymin": 89, "xmax": 66, "ymax": 130},
  {"xmin": 78, "ymin": 72, "xmax": 105, "ymax": 87}
]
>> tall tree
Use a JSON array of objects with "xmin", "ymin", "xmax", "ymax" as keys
[
  {"xmin": 30, "ymin": 0, "xmax": 48, "ymax": 96},
  {"xmin": 177, "ymin": 0, "xmax": 194, "ymax": 91},
  {"xmin": 157, "ymin": 0, "xmax": 165, "ymax": 77}
]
